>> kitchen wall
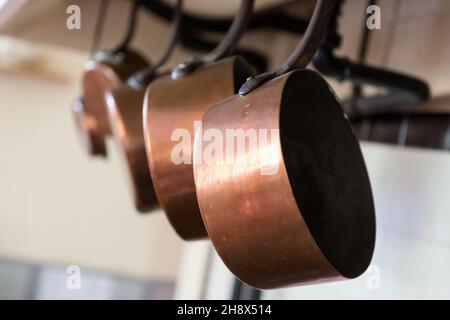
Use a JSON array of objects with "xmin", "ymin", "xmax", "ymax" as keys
[{"xmin": 0, "ymin": 42, "xmax": 184, "ymax": 282}]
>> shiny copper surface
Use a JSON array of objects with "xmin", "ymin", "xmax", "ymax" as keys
[
  {"xmin": 106, "ymin": 83, "xmax": 158, "ymax": 212},
  {"xmin": 73, "ymin": 49, "xmax": 149, "ymax": 156},
  {"xmin": 72, "ymin": 97, "xmax": 107, "ymax": 156},
  {"xmin": 144, "ymin": 57, "xmax": 255, "ymax": 240},
  {"xmin": 194, "ymin": 69, "xmax": 375, "ymax": 289}
]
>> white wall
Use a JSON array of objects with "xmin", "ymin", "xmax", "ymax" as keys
[
  {"xmin": 263, "ymin": 143, "xmax": 450, "ymax": 299},
  {"xmin": 0, "ymin": 43, "xmax": 183, "ymax": 281}
]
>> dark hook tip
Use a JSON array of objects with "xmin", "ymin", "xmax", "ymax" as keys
[
  {"xmin": 239, "ymin": 71, "xmax": 277, "ymax": 96},
  {"xmin": 171, "ymin": 57, "xmax": 204, "ymax": 79}
]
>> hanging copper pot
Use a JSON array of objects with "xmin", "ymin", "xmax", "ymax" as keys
[
  {"xmin": 193, "ymin": 0, "xmax": 376, "ymax": 289},
  {"xmin": 105, "ymin": 78, "xmax": 157, "ymax": 212},
  {"xmin": 105, "ymin": 0, "xmax": 183, "ymax": 213},
  {"xmin": 73, "ymin": 0, "xmax": 149, "ymax": 157},
  {"xmin": 73, "ymin": 50, "xmax": 149, "ymax": 157},
  {"xmin": 143, "ymin": 0, "xmax": 256, "ymax": 239}
]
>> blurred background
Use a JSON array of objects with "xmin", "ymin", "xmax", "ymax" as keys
[{"xmin": 0, "ymin": 0, "xmax": 449, "ymax": 299}]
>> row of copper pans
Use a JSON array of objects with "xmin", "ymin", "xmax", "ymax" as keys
[{"xmin": 72, "ymin": 0, "xmax": 376, "ymax": 289}]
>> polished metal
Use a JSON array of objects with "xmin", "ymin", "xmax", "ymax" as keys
[
  {"xmin": 106, "ymin": 83, "xmax": 158, "ymax": 212},
  {"xmin": 144, "ymin": 57, "xmax": 255, "ymax": 238},
  {"xmin": 193, "ymin": 0, "xmax": 375, "ymax": 289},
  {"xmin": 73, "ymin": 49, "xmax": 149, "ymax": 156},
  {"xmin": 143, "ymin": 0, "xmax": 255, "ymax": 239},
  {"xmin": 105, "ymin": 0, "xmax": 183, "ymax": 212},
  {"xmin": 194, "ymin": 70, "xmax": 375, "ymax": 289}
]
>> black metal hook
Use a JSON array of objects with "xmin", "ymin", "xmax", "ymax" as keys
[
  {"xmin": 128, "ymin": 0, "xmax": 184, "ymax": 89},
  {"xmin": 171, "ymin": 0, "xmax": 254, "ymax": 79},
  {"xmin": 141, "ymin": 0, "xmax": 309, "ymax": 35},
  {"xmin": 91, "ymin": 0, "xmax": 110, "ymax": 55},
  {"xmin": 314, "ymin": 49, "xmax": 431, "ymax": 116},
  {"xmin": 113, "ymin": 0, "xmax": 142, "ymax": 54},
  {"xmin": 239, "ymin": 0, "xmax": 336, "ymax": 95},
  {"xmin": 179, "ymin": 29, "xmax": 268, "ymax": 73},
  {"xmin": 312, "ymin": 0, "xmax": 431, "ymax": 117}
]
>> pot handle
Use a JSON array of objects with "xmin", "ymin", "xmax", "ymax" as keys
[
  {"xmin": 171, "ymin": 0, "xmax": 254, "ymax": 79},
  {"xmin": 128, "ymin": 0, "xmax": 184, "ymax": 88},
  {"xmin": 239, "ymin": 0, "xmax": 335, "ymax": 95},
  {"xmin": 112, "ymin": 0, "xmax": 142, "ymax": 54}
]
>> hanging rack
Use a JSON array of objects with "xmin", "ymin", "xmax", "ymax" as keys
[
  {"xmin": 141, "ymin": 0, "xmax": 309, "ymax": 34},
  {"xmin": 128, "ymin": 0, "xmax": 184, "ymax": 88},
  {"xmin": 312, "ymin": 0, "xmax": 431, "ymax": 118},
  {"xmin": 171, "ymin": 0, "xmax": 255, "ymax": 79},
  {"xmin": 91, "ymin": 0, "xmax": 109, "ymax": 55},
  {"xmin": 112, "ymin": 0, "xmax": 142, "ymax": 53}
]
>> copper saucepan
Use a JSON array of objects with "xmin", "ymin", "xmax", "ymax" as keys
[
  {"xmin": 73, "ymin": 0, "xmax": 149, "ymax": 157},
  {"xmin": 193, "ymin": 0, "xmax": 376, "ymax": 289},
  {"xmin": 143, "ymin": 0, "xmax": 256, "ymax": 239},
  {"xmin": 105, "ymin": 0, "xmax": 183, "ymax": 213}
]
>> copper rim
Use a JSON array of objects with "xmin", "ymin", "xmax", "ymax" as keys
[
  {"xmin": 73, "ymin": 49, "xmax": 149, "ymax": 156},
  {"xmin": 72, "ymin": 97, "xmax": 107, "ymax": 156},
  {"xmin": 193, "ymin": 69, "xmax": 376, "ymax": 289},
  {"xmin": 106, "ymin": 83, "xmax": 158, "ymax": 213},
  {"xmin": 143, "ymin": 56, "xmax": 255, "ymax": 240}
]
